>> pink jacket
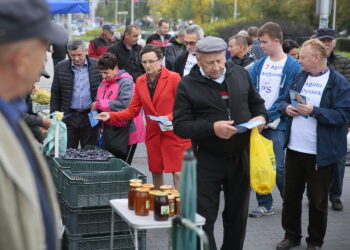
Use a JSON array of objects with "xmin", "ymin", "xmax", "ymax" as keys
[{"xmin": 95, "ymin": 70, "xmax": 145, "ymax": 145}]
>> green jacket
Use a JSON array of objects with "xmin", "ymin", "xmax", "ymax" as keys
[{"xmin": 0, "ymin": 114, "xmax": 62, "ymax": 250}]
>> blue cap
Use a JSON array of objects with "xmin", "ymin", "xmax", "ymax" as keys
[{"xmin": 0, "ymin": 0, "xmax": 68, "ymax": 45}]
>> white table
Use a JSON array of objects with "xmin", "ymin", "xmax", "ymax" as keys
[{"xmin": 110, "ymin": 199, "xmax": 206, "ymax": 250}]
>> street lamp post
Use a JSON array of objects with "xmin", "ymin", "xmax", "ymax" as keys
[
  {"xmin": 115, "ymin": 0, "xmax": 118, "ymax": 24},
  {"xmin": 131, "ymin": 0, "xmax": 134, "ymax": 24},
  {"xmin": 234, "ymin": 0, "xmax": 237, "ymax": 20},
  {"xmin": 332, "ymin": 0, "xmax": 337, "ymax": 30}
]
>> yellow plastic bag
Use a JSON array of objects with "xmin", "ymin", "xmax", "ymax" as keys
[{"xmin": 250, "ymin": 127, "xmax": 276, "ymax": 195}]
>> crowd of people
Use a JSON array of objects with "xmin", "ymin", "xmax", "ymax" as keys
[{"xmin": 1, "ymin": 0, "xmax": 350, "ymax": 249}]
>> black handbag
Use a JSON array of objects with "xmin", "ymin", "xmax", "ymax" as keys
[{"xmin": 101, "ymin": 124, "xmax": 129, "ymax": 160}]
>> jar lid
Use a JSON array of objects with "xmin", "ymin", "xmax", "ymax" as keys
[
  {"xmin": 135, "ymin": 187, "xmax": 150, "ymax": 192},
  {"xmin": 155, "ymin": 192, "xmax": 168, "ymax": 196},
  {"xmin": 168, "ymin": 195, "xmax": 175, "ymax": 200},
  {"xmin": 129, "ymin": 179, "xmax": 142, "ymax": 183},
  {"xmin": 160, "ymin": 185, "xmax": 173, "ymax": 190},
  {"xmin": 165, "ymin": 189, "xmax": 178, "ymax": 194},
  {"xmin": 173, "ymin": 193, "xmax": 180, "ymax": 198},
  {"xmin": 130, "ymin": 183, "xmax": 142, "ymax": 188},
  {"xmin": 149, "ymin": 190, "xmax": 161, "ymax": 195},
  {"xmin": 142, "ymin": 184, "xmax": 155, "ymax": 189}
]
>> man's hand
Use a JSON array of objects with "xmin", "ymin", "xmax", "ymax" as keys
[
  {"xmin": 95, "ymin": 112, "xmax": 111, "ymax": 121},
  {"xmin": 41, "ymin": 118, "xmax": 51, "ymax": 130},
  {"xmin": 297, "ymin": 103, "xmax": 313, "ymax": 116},
  {"xmin": 91, "ymin": 102, "xmax": 97, "ymax": 111},
  {"xmin": 214, "ymin": 120, "xmax": 237, "ymax": 139},
  {"xmin": 249, "ymin": 115, "xmax": 266, "ymax": 132},
  {"xmin": 285, "ymin": 105, "xmax": 300, "ymax": 117}
]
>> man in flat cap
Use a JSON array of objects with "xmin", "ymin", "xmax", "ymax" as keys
[
  {"xmin": 88, "ymin": 24, "xmax": 117, "ymax": 59},
  {"xmin": 173, "ymin": 36, "xmax": 268, "ymax": 250},
  {"xmin": 0, "ymin": 0, "xmax": 68, "ymax": 249},
  {"xmin": 316, "ymin": 27, "xmax": 350, "ymax": 211}
]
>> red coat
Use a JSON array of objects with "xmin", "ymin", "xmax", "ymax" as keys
[{"xmin": 109, "ymin": 67, "xmax": 191, "ymax": 173}]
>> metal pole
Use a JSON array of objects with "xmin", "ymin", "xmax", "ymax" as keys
[
  {"xmin": 319, "ymin": 0, "xmax": 330, "ymax": 28},
  {"xmin": 332, "ymin": 0, "xmax": 336, "ymax": 30},
  {"xmin": 115, "ymin": 0, "xmax": 118, "ymax": 24},
  {"xmin": 130, "ymin": 0, "xmax": 134, "ymax": 24},
  {"xmin": 234, "ymin": 0, "xmax": 237, "ymax": 20}
]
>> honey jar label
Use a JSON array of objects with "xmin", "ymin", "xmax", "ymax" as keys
[
  {"xmin": 170, "ymin": 203, "xmax": 175, "ymax": 213},
  {"xmin": 145, "ymin": 200, "xmax": 150, "ymax": 209},
  {"xmin": 161, "ymin": 205, "xmax": 169, "ymax": 215}
]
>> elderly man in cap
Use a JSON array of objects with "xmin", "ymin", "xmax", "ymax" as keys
[
  {"xmin": 0, "ymin": 0, "xmax": 68, "ymax": 249},
  {"xmin": 316, "ymin": 27, "xmax": 350, "ymax": 211},
  {"xmin": 88, "ymin": 24, "xmax": 117, "ymax": 59},
  {"xmin": 173, "ymin": 36, "xmax": 268, "ymax": 250}
]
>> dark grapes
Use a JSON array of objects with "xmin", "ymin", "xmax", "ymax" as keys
[{"xmin": 62, "ymin": 148, "xmax": 113, "ymax": 161}]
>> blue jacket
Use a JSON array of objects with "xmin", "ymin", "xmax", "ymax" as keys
[
  {"xmin": 278, "ymin": 67, "xmax": 350, "ymax": 167},
  {"xmin": 249, "ymin": 55, "xmax": 301, "ymax": 130}
]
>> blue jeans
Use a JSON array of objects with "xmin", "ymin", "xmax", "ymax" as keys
[
  {"xmin": 256, "ymin": 129, "xmax": 285, "ymax": 208},
  {"xmin": 329, "ymin": 156, "xmax": 345, "ymax": 200}
]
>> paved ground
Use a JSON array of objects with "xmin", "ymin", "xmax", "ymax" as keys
[
  {"xmin": 131, "ymin": 143, "xmax": 350, "ymax": 250},
  {"xmin": 39, "ymin": 53, "xmax": 350, "ymax": 250}
]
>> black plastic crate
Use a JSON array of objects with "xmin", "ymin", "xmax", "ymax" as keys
[
  {"xmin": 62, "ymin": 203, "xmax": 129, "ymax": 236},
  {"xmin": 63, "ymin": 231, "xmax": 146, "ymax": 250},
  {"xmin": 50, "ymin": 158, "xmax": 129, "ymax": 193},
  {"xmin": 61, "ymin": 167, "xmax": 146, "ymax": 208}
]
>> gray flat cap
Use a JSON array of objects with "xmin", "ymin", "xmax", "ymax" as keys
[{"xmin": 196, "ymin": 36, "xmax": 227, "ymax": 53}]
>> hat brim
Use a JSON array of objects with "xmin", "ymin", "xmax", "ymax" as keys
[
  {"xmin": 40, "ymin": 21, "xmax": 68, "ymax": 46},
  {"xmin": 317, "ymin": 35, "xmax": 335, "ymax": 40}
]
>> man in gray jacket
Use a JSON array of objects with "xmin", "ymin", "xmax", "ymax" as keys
[{"xmin": 0, "ymin": 0, "xmax": 68, "ymax": 249}]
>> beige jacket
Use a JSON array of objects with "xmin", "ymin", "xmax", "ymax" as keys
[{"xmin": 0, "ymin": 113, "xmax": 61, "ymax": 250}]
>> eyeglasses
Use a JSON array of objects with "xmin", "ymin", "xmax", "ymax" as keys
[
  {"xmin": 184, "ymin": 41, "xmax": 196, "ymax": 46},
  {"xmin": 141, "ymin": 59, "xmax": 159, "ymax": 65}
]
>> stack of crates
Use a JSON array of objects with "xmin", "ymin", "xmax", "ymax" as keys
[{"xmin": 48, "ymin": 150, "xmax": 147, "ymax": 250}]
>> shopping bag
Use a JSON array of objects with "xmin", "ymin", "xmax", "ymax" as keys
[
  {"xmin": 250, "ymin": 127, "xmax": 276, "ymax": 195},
  {"xmin": 42, "ymin": 112, "xmax": 67, "ymax": 157}
]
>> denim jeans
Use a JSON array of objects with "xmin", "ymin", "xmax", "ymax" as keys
[
  {"xmin": 329, "ymin": 156, "xmax": 345, "ymax": 200},
  {"xmin": 256, "ymin": 129, "xmax": 285, "ymax": 209}
]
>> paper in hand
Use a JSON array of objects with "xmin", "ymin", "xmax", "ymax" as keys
[
  {"xmin": 290, "ymin": 90, "xmax": 308, "ymax": 118},
  {"xmin": 235, "ymin": 120, "xmax": 265, "ymax": 133}
]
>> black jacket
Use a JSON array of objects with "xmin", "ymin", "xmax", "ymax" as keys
[
  {"xmin": 328, "ymin": 52, "xmax": 350, "ymax": 81},
  {"xmin": 173, "ymin": 51, "xmax": 189, "ymax": 77},
  {"xmin": 173, "ymin": 64, "xmax": 268, "ymax": 156},
  {"xmin": 50, "ymin": 57, "xmax": 101, "ymax": 114},
  {"xmin": 107, "ymin": 41, "xmax": 144, "ymax": 81},
  {"xmin": 227, "ymin": 51, "xmax": 256, "ymax": 69},
  {"xmin": 165, "ymin": 37, "xmax": 186, "ymax": 70}
]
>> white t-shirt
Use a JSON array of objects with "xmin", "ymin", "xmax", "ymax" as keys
[
  {"xmin": 259, "ymin": 56, "xmax": 287, "ymax": 110},
  {"xmin": 183, "ymin": 53, "xmax": 197, "ymax": 76},
  {"xmin": 288, "ymin": 71, "xmax": 330, "ymax": 154}
]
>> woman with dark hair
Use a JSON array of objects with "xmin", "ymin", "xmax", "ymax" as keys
[
  {"xmin": 96, "ymin": 45, "xmax": 191, "ymax": 189},
  {"xmin": 92, "ymin": 52, "xmax": 145, "ymax": 164},
  {"xmin": 282, "ymin": 39, "xmax": 300, "ymax": 59}
]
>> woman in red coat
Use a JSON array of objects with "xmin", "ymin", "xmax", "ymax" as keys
[{"xmin": 96, "ymin": 44, "xmax": 191, "ymax": 189}]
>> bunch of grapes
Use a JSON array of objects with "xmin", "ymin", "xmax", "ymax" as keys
[{"xmin": 62, "ymin": 148, "xmax": 113, "ymax": 161}]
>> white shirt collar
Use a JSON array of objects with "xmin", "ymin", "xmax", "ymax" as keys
[{"xmin": 199, "ymin": 67, "xmax": 226, "ymax": 84}]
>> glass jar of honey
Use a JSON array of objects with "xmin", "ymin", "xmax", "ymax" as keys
[
  {"xmin": 168, "ymin": 195, "xmax": 175, "ymax": 217},
  {"xmin": 129, "ymin": 179, "xmax": 142, "ymax": 184},
  {"xmin": 142, "ymin": 183, "xmax": 154, "ymax": 190},
  {"xmin": 128, "ymin": 182, "xmax": 142, "ymax": 210},
  {"xmin": 160, "ymin": 185, "xmax": 173, "ymax": 192},
  {"xmin": 175, "ymin": 198, "xmax": 181, "ymax": 215},
  {"xmin": 149, "ymin": 190, "xmax": 161, "ymax": 211},
  {"xmin": 173, "ymin": 193, "xmax": 180, "ymax": 215},
  {"xmin": 154, "ymin": 192, "xmax": 169, "ymax": 221},
  {"xmin": 165, "ymin": 189, "xmax": 179, "ymax": 195},
  {"xmin": 134, "ymin": 187, "xmax": 150, "ymax": 216}
]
